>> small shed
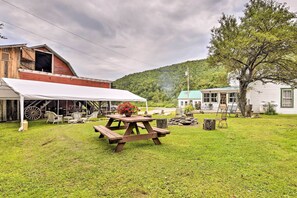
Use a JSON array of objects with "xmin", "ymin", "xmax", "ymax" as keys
[{"xmin": 177, "ymin": 90, "xmax": 202, "ymax": 108}]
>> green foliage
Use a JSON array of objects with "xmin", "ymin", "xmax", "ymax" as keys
[
  {"xmin": 208, "ymin": 0, "xmax": 297, "ymax": 116},
  {"xmin": 264, "ymin": 102, "xmax": 278, "ymax": 115},
  {"xmin": 0, "ymin": 115, "xmax": 297, "ymax": 197},
  {"xmin": 113, "ymin": 60, "xmax": 228, "ymax": 106},
  {"xmin": 184, "ymin": 105, "xmax": 194, "ymax": 113}
]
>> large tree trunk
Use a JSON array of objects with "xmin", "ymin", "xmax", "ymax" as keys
[{"xmin": 238, "ymin": 81, "xmax": 248, "ymax": 117}]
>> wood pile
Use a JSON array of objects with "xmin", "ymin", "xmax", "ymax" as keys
[{"xmin": 168, "ymin": 116, "xmax": 198, "ymax": 126}]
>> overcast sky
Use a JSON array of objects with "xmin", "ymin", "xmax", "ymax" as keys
[{"xmin": 0, "ymin": 0, "xmax": 296, "ymax": 81}]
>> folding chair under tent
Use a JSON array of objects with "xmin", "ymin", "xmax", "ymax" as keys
[{"xmin": 0, "ymin": 78, "xmax": 148, "ymax": 131}]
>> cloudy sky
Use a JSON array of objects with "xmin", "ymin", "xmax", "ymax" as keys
[{"xmin": 0, "ymin": 0, "xmax": 296, "ymax": 81}]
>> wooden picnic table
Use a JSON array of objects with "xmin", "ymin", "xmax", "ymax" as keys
[{"xmin": 93, "ymin": 114, "xmax": 169, "ymax": 152}]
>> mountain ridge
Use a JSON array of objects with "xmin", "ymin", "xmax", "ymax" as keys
[{"xmin": 112, "ymin": 59, "xmax": 228, "ymax": 106}]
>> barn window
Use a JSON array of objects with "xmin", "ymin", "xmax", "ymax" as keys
[
  {"xmin": 2, "ymin": 52, "xmax": 9, "ymax": 61},
  {"xmin": 35, "ymin": 51, "xmax": 52, "ymax": 72},
  {"xmin": 2, "ymin": 52, "xmax": 9, "ymax": 77},
  {"xmin": 281, "ymin": 89, "xmax": 294, "ymax": 108}
]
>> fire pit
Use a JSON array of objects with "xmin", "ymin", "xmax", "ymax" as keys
[{"xmin": 168, "ymin": 116, "xmax": 198, "ymax": 126}]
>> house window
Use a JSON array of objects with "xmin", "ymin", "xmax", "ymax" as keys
[
  {"xmin": 35, "ymin": 51, "xmax": 52, "ymax": 73},
  {"xmin": 181, "ymin": 101, "xmax": 184, "ymax": 106},
  {"xmin": 211, "ymin": 93, "xmax": 217, "ymax": 102},
  {"xmin": 185, "ymin": 101, "xmax": 188, "ymax": 106},
  {"xmin": 203, "ymin": 93, "xmax": 210, "ymax": 102},
  {"xmin": 281, "ymin": 89, "xmax": 294, "ymax": 108},
  {"xmin": 229, "ymin": 93, "xmax": 237, "ymax": 103}
]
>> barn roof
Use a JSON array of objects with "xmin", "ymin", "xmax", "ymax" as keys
[{"xmin": 0, "ymin": 43, "xmax": 27, "ymax": 48}]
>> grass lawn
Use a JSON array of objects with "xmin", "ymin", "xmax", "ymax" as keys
[{"xmin": 0, "ymin": 114, "xmax": 296, "ymax": 197}]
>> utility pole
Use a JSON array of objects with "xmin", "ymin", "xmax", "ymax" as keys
[{"xmin": 185, "ymin": 67, "xmax": 190, "ymax": 105}]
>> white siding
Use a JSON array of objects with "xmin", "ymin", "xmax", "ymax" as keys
[{"xmin": 247, "ymin": 82, "xmax": 297, "ymax": 114}]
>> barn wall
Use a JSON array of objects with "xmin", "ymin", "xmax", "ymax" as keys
[
  {"xmin": 34, "ymin": 47, "xmax": 75, "ymax": 76},
  {"xmin": 0, "ymin": 48, "xmax": 21, "ymax": 79},
  {"xmin": 53, "ymin": 55, "xmax": 74, "ymax": 75},
  {"xmin": 19, "ymin": 71, "xmax": 110, "ymax": 88}
]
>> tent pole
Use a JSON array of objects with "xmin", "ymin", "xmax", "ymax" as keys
[
  {"xmin": 57, "ymin": 100, "xmax": 59, "ymax": 115},
  {"xmin": 18, "ymin": 95, "xmax": 24, "ymax": 132},
  {"xmin": 146, "ymin": 100, "xmax": 148, "ymax": 113}
]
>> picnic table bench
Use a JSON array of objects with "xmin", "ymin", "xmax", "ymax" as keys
[
  {"xmin": 93, "ymin": 115, "xmax": 170, "ymax": 152},
  {"xmin": 94, "ymin": 125, "xmax": 123, "ymax": 144},
  {"xmin": 137, "ymin": 123, "xmax": 170, "ymax": 137}
]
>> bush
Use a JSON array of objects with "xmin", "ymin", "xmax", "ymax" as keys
[
  {"xmin": 184, "ymin": 105, "xmax": 194, "ymax": 114},
  {"xmin": 264, "ymin": 102, "xmax": 278, "ymax": 115}
]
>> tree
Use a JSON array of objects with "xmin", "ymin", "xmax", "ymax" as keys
[
  {"xmin": 0, "ymin": 24, "xmax": 7, "ymax": 39},
  {"xmin": 208, "ymin": 0, "xmax": 297, "ymax": 116}
]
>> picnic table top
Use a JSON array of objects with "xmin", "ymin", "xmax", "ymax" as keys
[{"xmin": 106, "ymin": 114, "xmax": 154, "ymax": 123}]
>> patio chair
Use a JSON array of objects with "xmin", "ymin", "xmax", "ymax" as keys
[
  {"xmin": 46, "ymin": 111, "xmax": 63, "ymax": 124},
  {"xmin": 68, "ymin": 112, "xmax": 87, "ymax": 123},
  {"xmin": 217, "ymin": 111, "xmax": 228, "ymax": 128},
  {"xmin": 86, "ymin": 111, "xmax": 99, "ymax": 121}
]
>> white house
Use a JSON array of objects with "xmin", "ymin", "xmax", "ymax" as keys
[
  {"xmin": 178, "ymin": 75, "xmax": 297, "ymax": 114},
  {"xmin": 246, "ymin": 81, "xmax": 297, "ymax": 114},
  {"xmin": 200, "ymin": 87, "xmax": 239, "ymax": 111},
  {"xmin": 177, "ymin": 90, "xmax": 202, "ymax": 108}
]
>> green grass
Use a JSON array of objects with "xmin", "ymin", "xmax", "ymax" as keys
[{"xmin": 0, "ymin": 114, "xmax": 296, "ymax": 197}]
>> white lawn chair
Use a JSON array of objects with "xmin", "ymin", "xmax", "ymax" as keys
[
  {"xmin": 46, "ymin": 111, "xmax": 63, "ymax": 124},
  {"xmin": 86, "ymin": 111, "xmax": 99, "ymax": 121},
  {"xmin": 68, "ymin": 112, "xmax": 87, "ymax": 123}
]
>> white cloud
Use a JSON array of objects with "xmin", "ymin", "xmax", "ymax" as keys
[{"xmin": 0, "ymin": 0, "xmax": 296, "ymax": 80}]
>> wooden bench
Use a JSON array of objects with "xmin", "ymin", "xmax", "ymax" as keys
[
  {"xmin": 94, "ymin": 125, "xmax": 123, "ymax": 144},
  {"xmin": 137, "ymin": 123, "xmax": 170, "ymax": 137}
]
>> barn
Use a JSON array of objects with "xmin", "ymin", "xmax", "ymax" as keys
[{"xmin": 0, "ymin": 43, "xmax": 113, "ymax": 122}]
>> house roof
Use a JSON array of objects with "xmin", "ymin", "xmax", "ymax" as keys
[
  {"xmin": 30, "ymin": 44, "xmax": 77, "ymax": 76},
  {"xmin": 201, "ymin": 86, "xmax": 239, "ymax": 92},
  {"xmin": 178, "ymin": 90, "xmax": 202, "ymax": 99}
]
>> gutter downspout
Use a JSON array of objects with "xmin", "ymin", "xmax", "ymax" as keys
[{"xmin": 18, "ymin": 95, "xmax": 24, "ymax": 132}]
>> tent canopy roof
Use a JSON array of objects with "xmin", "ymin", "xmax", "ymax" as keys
[{"xmin": 0, "ymin": 78, "xmax": 146, "ymax": 102}]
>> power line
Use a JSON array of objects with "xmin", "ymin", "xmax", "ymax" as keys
[
  {"xmin": 0, "ymin": 19, "xmax": 130, "ymax": 69},
  {"xmin": 1, "ymin": 0, "xmax": 151, "ymax": 66}
]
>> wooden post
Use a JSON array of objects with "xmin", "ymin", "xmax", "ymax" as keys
[
  {"xmin": 203, "ymin": 119, "xmax": 216, "ymax": 130},
  {"xmin": 245, "ymin": 104, "xmax": 253, "ymax": 117},
  {"xmin": 3, "ymin": 100, "xmax": 7, "ymax": 121},
  {"xmin": 156, "ymin": 119, "xmax": 168, "ymax": 128},
  {"xmin": 0, "ymin": 100, "xmax": 3, "ymax": 121}
]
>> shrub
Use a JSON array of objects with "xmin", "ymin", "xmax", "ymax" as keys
[
  {"xmin": 184, "ymin": 105, "xmax": 194, "ymax": 114},
  {"xmin": 264, "ymin": 102, "xmax": 278, "ymax": 115}
]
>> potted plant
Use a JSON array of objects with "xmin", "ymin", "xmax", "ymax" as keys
[{"xmin": 117, "ymin": 102, "xmax": 139, "ymax": 117}]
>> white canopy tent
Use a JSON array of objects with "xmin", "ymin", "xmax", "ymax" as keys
[{"xmin": 0, "ymin": 78, "xmax": 148, "ymax": 131}]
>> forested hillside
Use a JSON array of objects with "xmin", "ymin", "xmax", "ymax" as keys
[{"xmin": 112, "ymin": 59, "xmax": 228, "ymax": 107}]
